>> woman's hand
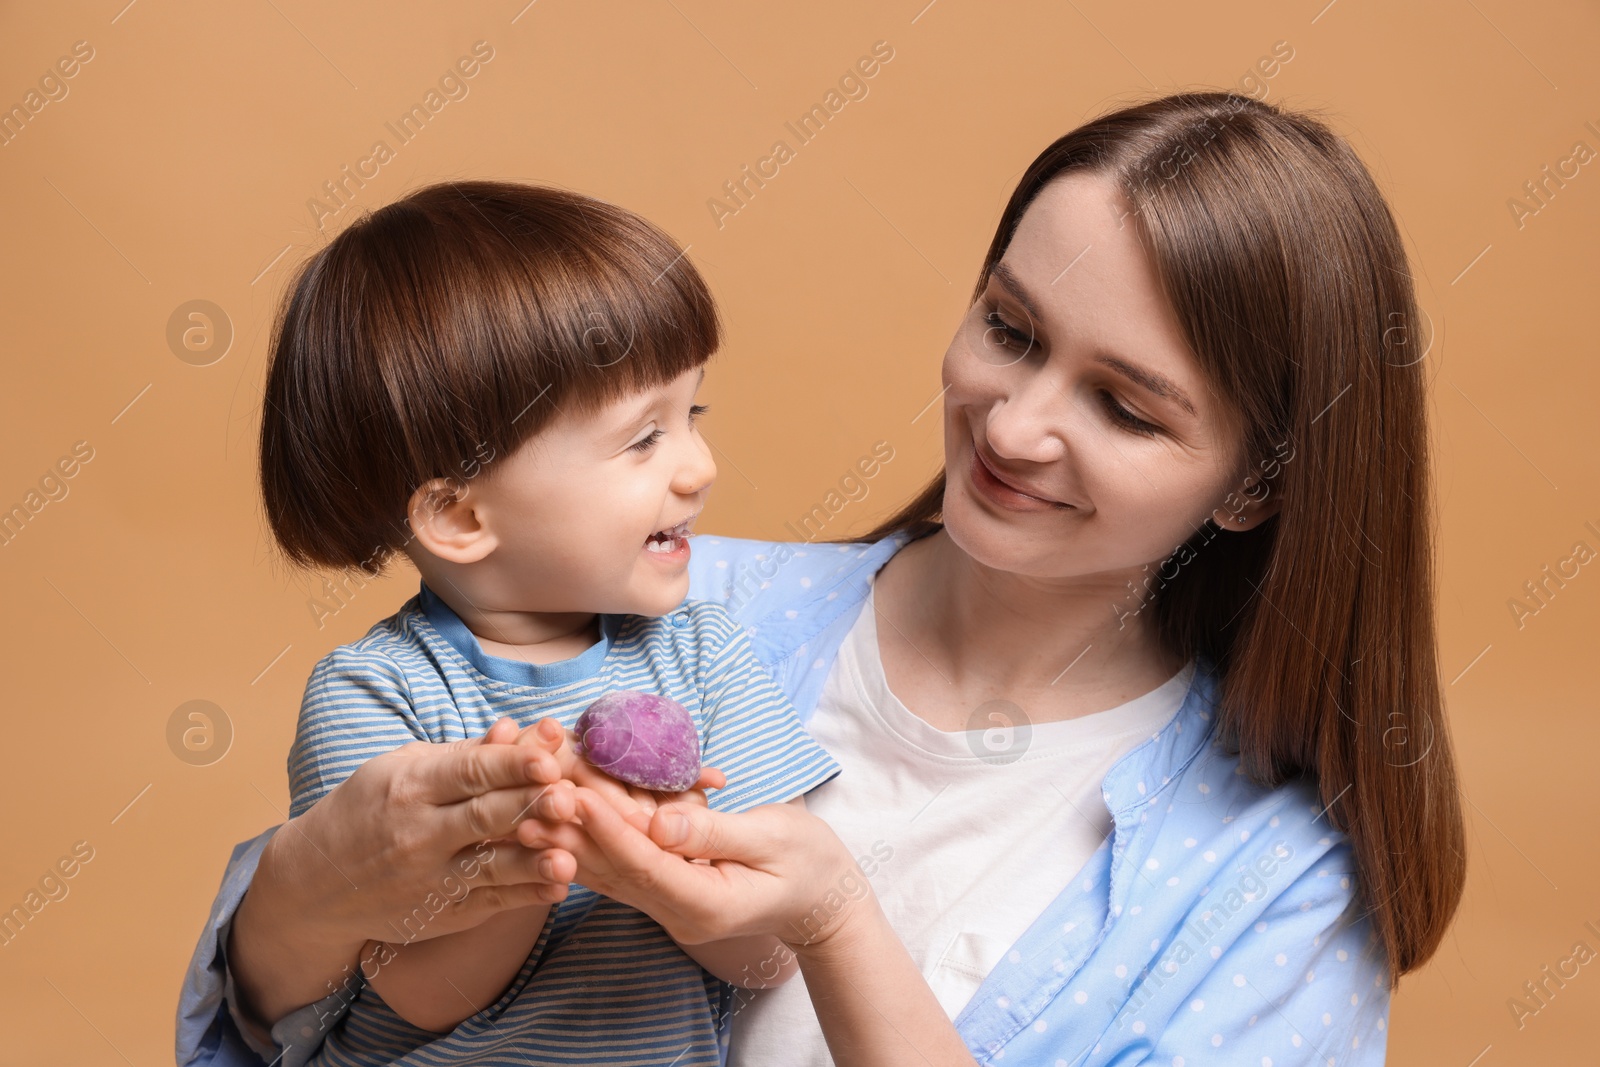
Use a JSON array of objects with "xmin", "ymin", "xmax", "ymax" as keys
[
  {"xmin": 515, "ymin": 790, "xmax": 980, "ymax": 1067},
  {"xmin": 515, "ymin": 786, "xmax": 862, "ymax": 950},
  {"xmin": 228, "ymin": 716, "xmax": 583, "ymax": 1034}
]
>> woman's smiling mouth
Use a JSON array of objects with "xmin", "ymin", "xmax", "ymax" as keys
[{"xmin": 968, "ymin": 441, "xmax": 1075, "ymax": 512}]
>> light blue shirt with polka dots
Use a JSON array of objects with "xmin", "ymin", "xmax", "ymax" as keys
[
  {"xmin": 177, "ymin": 528, "xmax": 1392, "ymax": 1067},
  {"xmin": 689, "ymin": 528, "xmax": 1392, "ymax": 1067}
]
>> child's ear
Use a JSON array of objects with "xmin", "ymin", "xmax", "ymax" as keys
[{"xmin": 407, "ymin": 478, "xmax": 498, "ymax": 563}]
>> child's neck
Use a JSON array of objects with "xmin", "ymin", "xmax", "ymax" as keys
[
  {"xmin": 426, "ymin": 578, "xmax": 601, "ymax": 666},
  {"xmin": 469, "ymin": 609, "xmax": 601, "ymax": 665}
]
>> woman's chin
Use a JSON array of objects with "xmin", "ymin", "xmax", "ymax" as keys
[
  {"xmin": 942, "ymin": 484, "xmax": 1110, "ymax": 583},
  {"xmin": 940, "ymin": 489, "xmax": 1038, "ymax": 574}
]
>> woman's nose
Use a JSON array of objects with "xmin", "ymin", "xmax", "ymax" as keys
[{"xmin": 983, "ymin": 377, "xmax": 1070, "ymax": 465}]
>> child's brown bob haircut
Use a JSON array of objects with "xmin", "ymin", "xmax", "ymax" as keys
[{"xmin": 259, "ymin": 179, "xmax": 721, "ymax": 574}]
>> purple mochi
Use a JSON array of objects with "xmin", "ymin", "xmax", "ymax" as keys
[{"xmin": 573, "ymin": 690, "xmax": 701, "ymax": 793}]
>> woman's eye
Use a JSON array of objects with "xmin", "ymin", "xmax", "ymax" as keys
[
  {"xmin": 1099, "ymin": 390, "xmax": 1159, "ymax": 436},
  {"xmin": 982, "ymin": 310, "xmax": 1036, "ymax": 353},
  {"xmin": 629, "ymin": 428, "xmax": 666, "ymax": 453}
]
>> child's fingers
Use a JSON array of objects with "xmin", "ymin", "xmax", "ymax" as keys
[
  {"xmin": 528, "ymin": 780, "xmax": 576, "ymax": 822},
  {"xmin": 457, "ymin": 840, "xmax": 576, "ymax": 892},
  {"xmin": 480, "ymin": 716, "xmax": 521, "ymax": 745},
  {"xmin": 518, "ymin": 779, "xmax": 647, "ymax": 838},
  {"xmin": 491, "ymin": 741, "xmax": 563, "ymax": 786},
  {"xmin": 522, "ymin": 749, "xmax": 565, "ymax": 786},
  {"xmin": 514, "ymin": 813, "xmax": 592, "ymax": 857},
  {"xmin": 598, "ymin": 788, "xmax": 646, "ymax": 824},
  {"xmin": 649, "ymin": 764, "xmax": 725, "ymax": 811},
  {"xmin": 536, "ymin": 717, "xmax": 568, "ymax": 752},
  {"xmin": 510, "ymin": 732, "xmax": 689, "ymax": 829},
  {"xmin": 451, "ymin": 717, "xmax": 569, "ymax": 785},
  {"xmin": 512, "ymin": 716, "xmax": 566, "ymax": 753},
  {"xmin": 566, "ymin": 761, "xmax": 643, "ymax": 813},
  {"xmin": 478, "ymin": 843, "xmax": 577, "ymax": 886},
  {"xmin": 538, "ymin": 720, "xmax": 586, "ymax": 777},
  {"xmin": 664, "ymin": 787, "xmax": 710, "ymax": 810},
  {"xmin": 628, "ymin": 784, "xmax": 660, "ymax": 815},
  {"xmin": 532, "ymin": 847, "xmax": 577, "ymax": 885}
]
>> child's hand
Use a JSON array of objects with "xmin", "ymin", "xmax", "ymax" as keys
[{"xmin": 510, "ymin": 716, "xmax": 726, "ymax": 832}]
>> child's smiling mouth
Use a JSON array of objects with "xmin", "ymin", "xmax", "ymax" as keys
[{"xmin": 644, "ymin": 513, "xmax": 698, "ymax": 557}]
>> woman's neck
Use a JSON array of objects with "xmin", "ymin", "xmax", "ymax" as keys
[{"xmin": 873, "ymin": 527, "xmax": 1185, "ymax": 726}]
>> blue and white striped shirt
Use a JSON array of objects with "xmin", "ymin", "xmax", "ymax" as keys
[{"xmin": 284, "ymin": 585, "xmax": 840, "ymax": 1067}]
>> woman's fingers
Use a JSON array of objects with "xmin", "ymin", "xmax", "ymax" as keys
[
  {"xmin": 438, "ymin": 778, "xmax": 577, "ymax": 847},
  {"xmin": 457, "ymin": 840, "xmax": 577, "ymax": 887},
  {"xmin": 418, "ymin": 732, "xmax": 563, "ymax": 809},
  {"xmin": 514, "ymin": 791, "xmax": 863, "ymax": 948},
  {"xmin": 558, "ymin": 789, "xmax": 706, "ymax": 904},
  {"xmin": 644, "ymin": 797, "xmax": 787, "ymax": 865},
  {"xmin": 451, "ymin": 877, "xmax": 570, "ymax": 919},
  {"xmin": 560, "ymin": 790, "xmax": 780, "ymax": 944},
  {"xmin": 536, "ymin": 788, "xmax": 780, "ymax": 874},
  {"xmin": 573, "ymin": 789, "xmax": 741, "ymax": 899},
  {"xmin": 262, "ymin": 728, "xmax": 591, "ymax": 961}
]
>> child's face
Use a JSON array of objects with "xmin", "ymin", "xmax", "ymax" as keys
[{"xmin": 468, "ymin": 365, "xmax": 716, "ymax": 617}]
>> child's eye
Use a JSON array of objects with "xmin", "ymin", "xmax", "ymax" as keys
[
  {"xmin": 629, "ymin": 429, "xmax": 666, "ymax": 453},
  {"xmin": 631, "ymin": 405, "xmax": 709, "ymax": 454}
]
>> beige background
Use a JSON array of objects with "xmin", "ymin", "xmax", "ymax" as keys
[{"xmin": 0, "ymin": 0, "xmax": 1595, "ymax": 1062}]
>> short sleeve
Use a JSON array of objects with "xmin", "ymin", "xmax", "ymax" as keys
[
  {"xmin": 288, "ymin": 645, "xmax": 425, "ymax": 818},
  {"xmin": 1141, "ymin": 842, "xmax": 1392, "ymax": 1066},
  {"xmin": 692, "ymin": 604, "xmax": 841, "ymax": 813}
]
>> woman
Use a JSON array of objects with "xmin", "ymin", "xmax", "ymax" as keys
[{"xmin": 178, "ymin": 92, "xmax": 1464, "ymax": 1066}]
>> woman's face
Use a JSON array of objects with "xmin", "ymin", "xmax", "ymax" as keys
[{"xmin": 939, "ymin": 171, "xmax": 1254, "ymax": 585}]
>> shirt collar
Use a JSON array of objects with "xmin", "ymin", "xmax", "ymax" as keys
[
  {"xmin": 416, "ymin": 581, "xmax": 621, "ymax": 688},
  {"xmin": 755, "ymin": 531, "xmax": 1216, "ymax": 812},
  {"xmin": 752, "ymin": 528, "xmax": 1221, "ymax": 813},
  {"xmin": 1100, "ymin": 653, "xmax": 1221, "ymax": 819}
]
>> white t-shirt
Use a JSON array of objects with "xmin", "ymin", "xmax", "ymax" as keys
[{"xmin": 727, "ymin": 577, "xmax": 1195, "ymax": 1066}]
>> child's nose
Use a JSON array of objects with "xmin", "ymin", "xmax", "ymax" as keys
[{"xmin": 678, "ymin": 433, "xmax": 717, "ymax": 496}]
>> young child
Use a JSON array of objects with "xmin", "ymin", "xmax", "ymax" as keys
[{"xmin": 257, "ymin": 179, "xmax": 840, "ymax": 1066}]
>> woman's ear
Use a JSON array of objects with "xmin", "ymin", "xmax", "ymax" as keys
[
  {"xmin": 1211, "ymin": 468, "xmax": 1283, "ymax": 532},
  {"xmin": 407, "ymin": 478, "xmax": 498, "ymax": 563}
]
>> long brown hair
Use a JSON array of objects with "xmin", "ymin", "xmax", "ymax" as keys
[{"xmin": 850, "ymin": 92, "xmax": 1463, "ymax": 986}]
